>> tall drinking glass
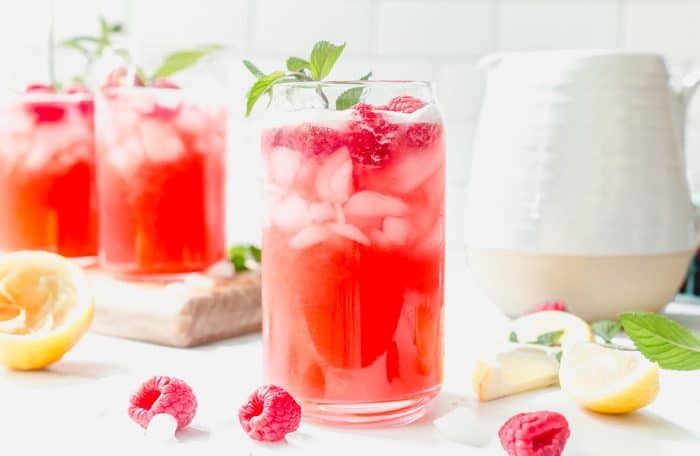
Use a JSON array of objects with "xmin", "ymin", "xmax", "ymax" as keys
[
  {"xmin": 95, "ymin": 87, "xmax": 226, "ymax": 277},
  {"xmin": 0, "ymin": 90, "xmax": 97, "ymax": 261},
  {"xmin": 261, "ymin": 81, "xmax": 445, "ymax": 424}
]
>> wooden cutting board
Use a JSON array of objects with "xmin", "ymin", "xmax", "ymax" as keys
[{"xmin": 87, "ymin": 266, "xmax": 262, "ymax": 347}]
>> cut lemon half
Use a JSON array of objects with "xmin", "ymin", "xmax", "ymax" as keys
[
  {"xmin": 509, "ymin": 311, "xmax": 592, "ymax": 347},
  {"xmin": 0, "ymin": 251, "xmax": 93, "ymax": 370},
  {"xmin": 559, "ymin": 342, "xmax": 659, "ymax": 414}
]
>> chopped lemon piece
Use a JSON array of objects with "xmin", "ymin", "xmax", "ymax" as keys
[
  {"xmin": 559, "ymin": 342, "xmax": 659, "ymax": 414},
  {"xmin": 473, "ymin": 343, "xmax": 561, "ymax": 401},
  {"xmin": 0, "ymin": 251, "xmax": 93, "ymax": 370}
]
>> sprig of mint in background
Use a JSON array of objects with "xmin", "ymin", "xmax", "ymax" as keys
[
  {"xmin": 59, "ymin": 15, "xmax": 126, "ymax": 87},
  {"xmin": 508, "ymin": 330, "xmax": 564, "ymax": 347},
  {"xmin": 135, "ymin": 44, "xmax": 225, "ymax": 85},
  {"xmin": 589, "ymin": 312, "xmax": 700, "ymax": 370},
  {"xmin": 243, "ymin": 40, "xmax": 372, "ymax": 116},
  {"xmin": 228, "ymin": 244, "xmax": 262, "ymax": 272}
]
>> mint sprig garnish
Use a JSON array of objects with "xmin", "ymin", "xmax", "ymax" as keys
[
  {"xmin": 59, "ymin": 15, "xmax": 126, "ymax": 86},
  {"xmin": 618, "ymin": 312, "xmax": 700, "ymax": 370},
  {"xmin": 150, "ymin": 44, "xmax": 225, "ymax": 81},
  {"xmin": 243, "ymin": 40, "xmax": 372, "ymax": 116},
  {"xmin": 529, "ymin": 330, "xmax": 564, "ymax": 347},
  {"xmin": 228, "ymin": 244, "xmax": 262, "ymax": 272},
  {"xmin": 591, "ymin": 320, "xmax": 623, "ymax": 344}
]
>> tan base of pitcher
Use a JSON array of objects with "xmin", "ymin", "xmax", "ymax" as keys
[{"xmin": 466, "ymin": 248, "xmax": 694, "ymax": 321}]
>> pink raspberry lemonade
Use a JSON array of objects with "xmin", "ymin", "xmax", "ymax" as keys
[
  {"xmin": 261, "ymin": 82, "xmax": 445, "ymax": 424},
  {"xmin": 0, "ymin": 84, "xmax": 96, "ymax": 260},
  {"xmin": 95, "ymin": 84, "xmax": 226, "ymax": 277}
]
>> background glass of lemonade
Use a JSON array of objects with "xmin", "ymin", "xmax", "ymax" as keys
[
  {"xmin": 95, "ymin": 86, "xmax": 226, "ymax": 278},
  {"xmin": 261, "ymin": 81, "xmax": 445, "ymax": 424},
  {"xmin": 0, "ymin": 87, "xmax": 97, "ymax": 262}
]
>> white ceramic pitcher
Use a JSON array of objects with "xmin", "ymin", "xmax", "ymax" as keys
[{"xmin": 465, "ymin": 50, "xmax": 700, "ymax": 321}]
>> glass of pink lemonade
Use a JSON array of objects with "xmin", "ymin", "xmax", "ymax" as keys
[
  {"xmin": 0, "ymin": 85, "xmax": 97, "ymax": 261},
  {"xmin": 261, "ymin": 81, "xmax": 445, "ymax": 424},
  {"xmin": 95, "ymin": 84, "xmax": 227, "ymax": 277}
]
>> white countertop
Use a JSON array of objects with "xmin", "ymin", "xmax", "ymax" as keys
[{"xmin": 2, "ymin": 249, "xmax": 700, "ymax": 455}]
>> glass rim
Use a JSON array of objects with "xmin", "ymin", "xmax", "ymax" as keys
[{"xmin": 274, "ymin": 80, "xmax": 434, "ymax": 89}]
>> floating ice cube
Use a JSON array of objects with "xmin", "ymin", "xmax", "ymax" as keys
[
  {"xmin": 106, "ymin": 137, "xmax": 145, "ymax": 176},
  {"xmin": 370, "ymin": 228, "xmax": 391, "ymax": 248},
  {"xmin": 315, "ymin": 147, "xmax": 353, "ymax": 203},
  {"xmin": 416, "ymin": 218, "xmax": 443, "ymax": 252},
  {"xmin": 329, "ymin": 223, "xmax": 370, "ymax": 246},
  {"xmin": 139, "ymin": 119, "xmax": 185, "ymax": 162},
  {"xmin": 272, "ymin": 193, "xmax": 311, "ymax": 232},
  {"xmin": 382, "ymin": 216, "xmax": 411, "ymax": 246},
  {"xmin": 433, "ymin": 407, "xmax": 491, "ymax": 447},
  {"xmin": 309, "ymin": 202, "xmax": 336, "ymax": 223},
  {"xmin": 343, "ymin": 191, "xmax": 409, "ymax": 218},
  {"xmin": 288, "ymin": 224, "xmax": 331, "ymax": 249},
  {"xmin": 176, "ymin": 107, "xmax": 209, "ymax": 135},
  {"xmin": 269, "ymin": 147, "xmax": 302, "ymax": 187}
]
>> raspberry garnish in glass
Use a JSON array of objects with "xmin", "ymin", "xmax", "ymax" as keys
[
  {"xmin": 95, "ymin": 45, "xmax": 227, "ymax": 278},
  {"xmin": 0, "ymin": 17, "xmax": 123, "ymax": 262},
  {"xmin": 246, "ymin": 41, "xmax": 445, "ymax": 424}
]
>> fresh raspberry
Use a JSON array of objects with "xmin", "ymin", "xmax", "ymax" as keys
[
  {"xmin": 66, "ymin": 85, "xmax": 94, "ymax": 117},
  {"xmin": 25, "ymin": 83, "xmax": 54, "ymax": 93},
  {"xmin": 238, "ymin": 385, "xmax": 301, "ymax": 442},
  {"xmin": 128, "ymin": 376, "xmax": 197, "ymax": 431},
  {"xmin": 385, "ymin": 95, "xmax": 426, "ymax": 113},
  {"xmin": 24, "ymin": 83, "xmax": 65, "ymax": 123},
  {"xmin": 151, "ymin": 79, "xmax": 180, "ymax": 89},
  {"xmin": 275, "ymin": 124, "xmax": 343, "ymax": 157},
  {"xmin": 102, "ymin": 66, "xmax": 145, "ymax": 90},
  {"xmin": 528, "ymin": 301, "xmax": 568, "ymax": 313},
  {"xmin": 405, "ymin": 122, "xmax": 441, "ymax": 148},
  {"xmin": 499, "ymin": 411, "xmax": 570, "ymax": 456},
  {"xmin": 347, "ymin": 103, "xmax": 399, "ymax": 167}
]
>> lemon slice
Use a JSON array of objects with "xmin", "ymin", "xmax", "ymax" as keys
[
  {"xmin": 473, "ymin": 343, "xmax": 561, "ymax": 401},
  {"xmin": 559, "ymin": 342, "xmax": 659, "ymax": 414},
  {"xmin": 0, "ymin": 251, "xmax": 93, "ymax": 370},
  {"xmin": 510, "ymin": 311, "xmax": 592, "ymax": 346}
]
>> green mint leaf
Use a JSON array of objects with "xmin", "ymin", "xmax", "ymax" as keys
[
  {"xmin": 335, "ymin": 71, "xmax": 372, "ymax": 110},
  {"xmin": 287, "ymin": 57, "xmax": 310, "ymax": 73},
  {"xmin": 508, "ymin": 331, "xmax": 519, "ymax": 343},
  {"xmin": 619, "ymin": 312, "xmax": 700, "ymax": 370},
  {"xmin": 246, "ymin": 71, "xmax": 286, "ymax": 116},
  {"xmin": 529, "ymin": 330, "xmax": 565, "ymax": 347},
  {"xmin": 592, "ymin": 320, "xmax": 623, "ymax": 344},
  {"xmin": 228, "ymin": 244, "xmax": 262, "ymax": 272},
  {"xmin": 555, "ymin": 351, "xmax": 563, "ymax": 363},
  {"xmin": 152, "ymin": 44, "xmax": 225, "ymax": 81},
  {"xmin": 243, "ymin": 60, "xmax": 265, "ymax": 78},
  {"xmin": 309, "ymin": 41, "xmax": 345, "ymax": 80}
]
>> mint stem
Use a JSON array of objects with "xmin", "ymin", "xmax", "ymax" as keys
[{"xmin": 48, "ymin": 0, "xmax": 56, "ymax": 87}]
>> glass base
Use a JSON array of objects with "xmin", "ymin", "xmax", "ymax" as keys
[{"xmin": 300, "ymin": 385, "xmax": 441, "ymax": 426}]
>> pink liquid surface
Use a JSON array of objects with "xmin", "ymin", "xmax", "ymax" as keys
[
  {"xmin": 262, "ymin": 101, "xmax": 445, "ymax": 417},
  {"xmin": 96, "ymin": 89, "xmax": 226, "ymax": 276},
  {"xmin": 0, "ymin": 93, "xmax": 96, "ymax": 258}
]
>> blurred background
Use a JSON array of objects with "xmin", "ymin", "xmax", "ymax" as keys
[{"xmin": 6, "ymin": 0, "xmax": 700, "ymax": 246}]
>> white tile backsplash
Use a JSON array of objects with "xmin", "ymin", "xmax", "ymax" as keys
[
  {"xmin": 252, "ymin": 0, "xmax": 373, "ymax": 55},
  {"xmin": 625, "ymin": 1, "xmax": 700, "ymax": 57},
  {"xmin": 499, "ymin": 0, "xmax": 620, "ymax": 51},
  {"xmin": 7, "ymin": 0, "xmax": 700, "ymax": 244},
  {"xmin": 377, "ymin": 0, "xmax": 495, "ymax": 57}
]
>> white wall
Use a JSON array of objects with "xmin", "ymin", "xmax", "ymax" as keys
[{"xmin": 6, "ymin": 0, "xmax": 700, "ymax": 245}]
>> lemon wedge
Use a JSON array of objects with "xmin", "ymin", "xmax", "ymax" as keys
[
  {"xmin": 473, "ymin": 343, "xmax": 561, "ymax": 401},
  {"xmin": 0, "ymin": 251, "xmax": 93, "ymax": 370},
  {"xmin": 510, "ymin": 311, "xmax": 592, "ymax": 346},
  {"xmin": 559, "ymin": 342, "xmax": 659, "ymax": 414}
]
